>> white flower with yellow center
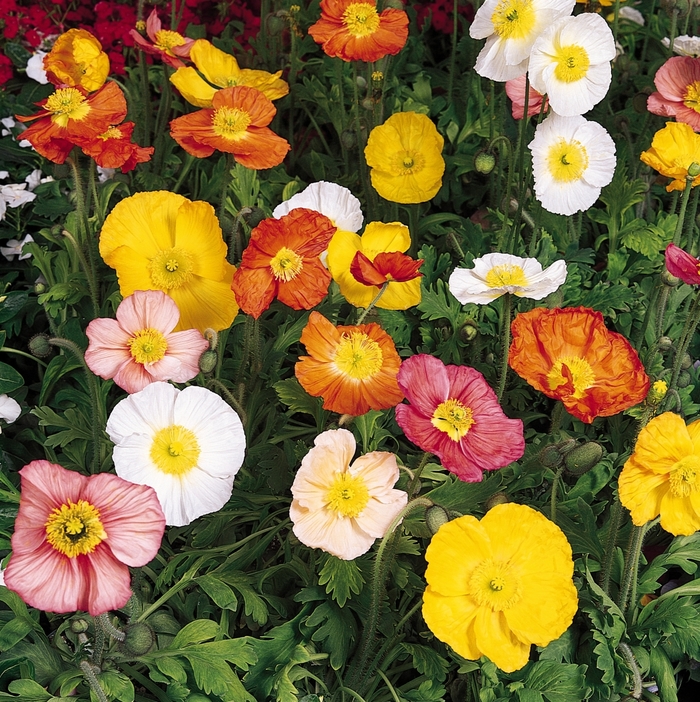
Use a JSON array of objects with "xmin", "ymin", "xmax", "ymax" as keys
[
  {"xmin": 529, "ymin": 112, "xmax": 616, "ymax": 216},
  {"xmin": 528, "ymin": 13, "xmax": 615, "ymax": 117},
  {"xmin": 448, "ymin": 253, "xmax": 567, "ymax": 304},
  {"xmin": 290, "ymin": 429, "xmax": 408, "ymax": 560},
  {"xmin": 106, "ymin": 382, "xmax": 246, "ymax": 527},
  {"xmin": 469, "ymin": 0, "xmax": 575, "ymax": 81}
]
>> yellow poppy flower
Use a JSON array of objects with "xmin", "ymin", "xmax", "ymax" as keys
[
  {"xmin": 423, "ymin": 503, "xmax": 578, "ymax": 673},
  {"xmin": 327, "ymin": 221, "xmax": 421, "ymax": 309},
  {"xmin": 640, "ymin": 122, "xmax": 700, "ymax": 192},
  {"xmin": 364, "ymin": 112, "xmax": 445, "ymax": 204},
  {"xmin": 169, "ymin": 39, "xmax": 289, "ymax": 108},
  {"xmin": 619, "ymin": 412, "xmax": 700, "ymax": 535},
  {"xmin": 99, "ymin": 191, "xmax": 238, "ymax": 332}
]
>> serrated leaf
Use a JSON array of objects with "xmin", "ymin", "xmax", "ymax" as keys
[
  {"xmin": 418, "ymin": 279, "xmax": 463, "ymax": 327},
  {"xmin": 317, "ymin": 555, "xmax": 364, "ymax": 607},
  {"xmin": 402, "ymin": 679, "xmax": 446, "ymax": 702},
  {"xmin": 154, "ymin": 656, "xmax": 187, "ymax": 684},
  {"xmin": 197, "ymin": 574, "xmax": 239, "ymax": 611},
  {"xmin": 274, "ymin": 378, "xmax": 325, "ymax": 419},
  {"xmin": 92, "ymin": 671, "xmax": 133, "ymax": 702},
  {"xmin": 0, "ymin": 617, "xmax": 34, "ymax": 651},
  {"xmin": 170, "ymin": 620, "xmax": 219, "ymax": 648},
  {"xmin": 426, "ymin": 472, "xmax": 504, "ymax": 512},
  {"xmin": 7, "ymin": 679, "xmax": 50, "ymax": 700},
  {"xmin": 621, "ymin": 224, "xmax": 670, "ymax": 259},
  {"xmin": 305, "ymin": 600, "xmax": 355, "ymax": 670},
  {"xmin": 400, "ymin": 643, "xmax": 449, "ymax": 682},
  {"xmin": 578, "ymin": 283, "xmax": 635, "ymax": 315},
  {"xmin": 523, "ymin": 661, "xmax": 588, "ymax": 702}
]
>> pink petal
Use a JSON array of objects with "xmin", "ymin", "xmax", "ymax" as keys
[
  {"xmin": 654, "ymin": 56, "xmax": 700, "ymax": 101},
  {"xmin": 145, "ymin": 8, "xmax": 162, "ymax": 42},
  {"xmin": 83, "ymin": 546, "xmax": 134, "ymax": 616},
  {"xmin": 113, "ymin": 360, "xmax": 155, "ymax": 394},
  {"xmin": 396, "ymin": 354, "xmax": 450, "ymax": 415},
  {"xmin": 666, "ymin": 243, "xmax": 700, "ymax": 284},
  {"xmin": 85, "ymin": 318, "xmax": 132, "ymax": 379},
  {"xmin": 116, "ymin": 290, "xmax": 180, "ymax": 336},
  {"xmin": 647, "ymin": 93, "xmax": 680, "ymax": 117}
]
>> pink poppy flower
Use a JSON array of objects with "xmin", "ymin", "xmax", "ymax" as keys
[
  {"xmin": 4, "ymin": 460, "xmax": 165, "ymax": 616},
  {"xmin": 394, "ymin": 354, "xmax": 525, "ymax": 482},
  {"xmin": 505, "ymin": 75, "xmax": 548, "ymax": 120},
  {"xmin": 85, "ymin": 290, "xmax": 209, "ymax": 394},
  {"xmin": 129, "ymin": 9, "xmax": 195, "ymax": 69},
  {"xmin": 648, "ymin": 56, "xmax": 700, "ymax": 132},
  {"xmin": 665, "ymin": 242, "xmax": 700, "ymax": 284}
]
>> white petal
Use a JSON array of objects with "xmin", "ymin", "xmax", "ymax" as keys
[{"xmin": 0, "ymin": 395, "xmax": 21, "ymax": 423}]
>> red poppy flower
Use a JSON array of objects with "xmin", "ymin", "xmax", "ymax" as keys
[
  {"xmin": 665, "ymin": 242, "xmax": 700, "ymax": 285},
  {"xmin": 309, "ymin": 0, "xmax": 409, "ymax": 62},
  {"xmin": 169, "ymin": 85, "xmax": 290, "ymax": 168},
  {"xmin": 350, "ymin": 251, "xmax": 423, "ymax": 287},
  {"xmin": 16, "ymin": 81, "xmax": 127, "ymax": 164},
  {"xmin": 75, "ymin": 121, "xmax": 154, "ymax": 172},
  {"xmin": 508, "ymin": 307, "xmax": 650, "ymax": 423},
  {"xmin": 130, "ymin": 9, "xmax": 194, "ymax": 69},
  {"xmin": 232, "ymin": 209, "xmax": 336, "ymax": 318}
]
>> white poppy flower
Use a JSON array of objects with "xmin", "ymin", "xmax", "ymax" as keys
[
  {"xmin": 529, "ymin": 112, "xmax": 616, "ymax": 216},
  {"xmin": 529, "ymin": 13, "xmax": 615, "ymax": 117},
  {"xmin": 449, "ymin": 253, "xmax": 567, "ymax": 304},
  {"xmin": 1, "ymin": 234, "xmax": 34, "ymax": 261},
  {"xmin": 469, "ymin": 0, "xmax": 576, "ymax": 81},
  {"xmin": 106, "ymin": 382, "xmax": 246, "ymax": 527},
  {"xmin": 0, "ymin": 395, "xmax": 21, "ymax": 430},
  {"xmin": 273, "ymin": 181, "xmax": 364, "ymax": 233},
  {"xmin": 617, "ymin": 7, "xmax": 644, "ymax": 26},
  {"xmin": 25, "ymin": 51, "xmax": 48, "ymax": 84},
  {"xmin": 663, "ymin": 35, "xmax": 700, "ymax": 57}
]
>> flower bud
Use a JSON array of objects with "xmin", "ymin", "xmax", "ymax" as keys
[
  {"xmin": 341, "ymin": 130, "xmax": 356, "ymax": 150},
  {"xmin": 564, "ymin": 442, "xmax": 603, "ymax": 476},
  {"xmin": 29, "ymin": 333, "xmax": 52, "ymax": 358},
  {"xmin": 71, "ymin": 618, "xmax": 89, "ymax": 633},
  {"xmin": 459, "ymin": 319, "xmax": 478, "ymax": 342},
  {"xmin": 355, "ymin": 75, "xmax": 367, "ymax": 90},
  {"xmin": 658, "ymin": 336, "xmax": 674, "ymax": 351},
  {"xmin": 539, "ymin": 445, "xmax": 563, "ymax": 469},
  {"xmin": 689, "ymin": 161, "xmax": 700, "ymax": 177},
  {"xmin": 243, "ymin": 206, "xmax": 267, "ymax": 229},
  {"xmin": 485, "ymin": 492, "xmax": 509, "ymax": 510},
  {"xmin": 677, "ymin": 370, "xmax": 692, "ymax": 388},
  {"xmin": 474, "ymin": 151, "xmax": 496, "ymax": 175},
  {"xmin": 34, "ymin": 280, "xmax": 47, "ymax": 295},
  {"xmin": 661, "ymin": 269, "xmax": 681, "ymax": 287},
  {"xmin": 647, "ymin": 379, "xmax": 668, "ymax": 404},
  {"xmin": 425, "ymin": 505, "xmax": 450, "ymax": 534},
  {"xmin": 681, "ymin": 352, "xmax": 693, "ymax": 370},
  {"xmin": 122, "ymin": 623, "xmax": 155, "ymax": 656},
  {"xmin": 384, "ymin": 0, "xmax": 405, "ymax": 8},
  {"xmin": 362, "ymin": 97, "xmax": 375, "ymax": 111},
  {"xmin": 198, "ymin": 350, "xmax": 218, "ymax": 374},
  {"xmin": 267, "ymin": 14, "xmax": 286, "ymax": 34}
]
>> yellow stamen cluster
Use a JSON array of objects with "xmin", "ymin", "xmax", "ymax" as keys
[
  {"xmin": 212, "ymin": 107, "xmax": 252, "ymax": 140},
  {"xmin": 553, "ymin": 45, "xmax": 590, "ymax": 83},
  {"xmin": 150, "ymin": 424, "xmax": 201, "ymax": 475},
  {"xmin": 129, "ymin": 328, "xmax": 168, "ymax": 365},
  {"xmin": 431, "ymin": 398, "xmax": 474, "ymax": 441},
  {"xmin": 270, "ymin": 247, "xmax": 303, "ymax": 281},
  {"xmin": 484, "ymin": 264, "xmax": 528, "ymax": 289},
  {"xmin": 154, "ymin": 29, "xmax": 187, "ymax": 53},
  {"xmin": 342, "ymin": 2, "xmax": 381, "ymax": 36},
  {"xmin": 326, "ymin": 473, "xmax": 370, "ymax": 517},
  {"xmin": 334, "ymin": 331, "xmax": 383, "ymax": 379},
  {"xmin": 491, "ymin": 0, "xmax": 536, "ymax": 40},
  {"xmin": 547, "ymin": 356, "xmax": 595, "ymax": 398},
  {"xmin": 469, "ymin": 559, "xmax": 522, "ymax": 611},
  {"xmin": 45, "ymin": 88, "xmax": 91, "ymax": 127},
  {"xmin": 546, "ymin": 139, "xmax": 589, "ymax": 182},
  {"xmin": 669, "ymin": 455, "xmax": 700, "ymax": 497},
  {"xmin": 45, "ymin": 500, "xmax": 106, "ymax": 558},
  {"xmin": 149, "ymin": 247, "xmax": 195, "ymax": 290}
]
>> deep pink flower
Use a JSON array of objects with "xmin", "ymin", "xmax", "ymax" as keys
[
  {"xmin": 130, "ymin": 9, "xmax": 194, "ymax": 69},
  {"xmin": 85, "ymin": 290, "xmax": 208, "ymax": 394},
  {"xmin": 394, "ymin": 354, "xmax": 525, "ymax": 482},
  {"xmin": 665, "ymin": 242, "xmax": 700, "ymax": 284},
  {"xmin": 4, "ymin": 460, "xmax": 165, "ymax": 616},
  {"xmin": 648, "ymin": 57, "xmax": 700, "ymax": 132},
  {"xmin": 505, "ymin": 75, "xmax": 548, "ymax": 120}
]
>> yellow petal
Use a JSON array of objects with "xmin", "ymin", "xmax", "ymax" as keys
[
  {"xmin": 102, "ymin": 246, "xmax": 153, "ymax": 297},
  {"xmin": 659, "ymin": 489, "xmax": 700, "ymax": 536},
  {"xmin": 169, "ymin": 271, "xmax": 238, "ymax": 332},
  {"xmin": 376, "ymin": 279, "xmax": 422, "ymax": 310},
  {"xmin": 618, "ymin": 460, "xmax": 668, "ymax": 525},
  {"xmin": 473, "ymin": 606, "xmax": 530, "ymax": 673},
  {"xmin": 361, "ymin": 221, "xmax": 411, "ymax": 257},
  {"xmin": 190, "ymin": 39, "xmax": 241, "ymax": 88},
  {"xmin": 631, "ymin": 412, "xmax": 693, "ymax": 474},
  {"xmin": 422, "ymin": 589, "xmax": 481, "ymax": 661},
  {"xmin": 170, "ymin": 66, "xmax": 217, "ymax": 108},
  {"xmin": 174, "ymin": 199, "xmax": 228, "ymax": 280}
]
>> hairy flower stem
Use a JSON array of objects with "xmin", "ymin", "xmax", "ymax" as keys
[
  {"xmin": 356, "ymin": 282, "xmax": 389, "ymax": 324},
  {"xmin": 496, "ymin": 293, "xmax": 512, "ymax": 402},
  {"xmin": 655, "ymin": 283, "xmax": 671, "ymax": 340},
  {"xmin": 48, "ymin": 337, "xmax": 104, "ymax": 474},
  {"xmin": 347, "ymin": 497, "xmax": 433, "ymax": 693},
  {"xmin": 207, "ymin": 378, "xmax": 248, "ymax": 428},
  {"xmin": 666, "ymin": 293, "xmax": 700, "ymax": 400},
  {"xmin": 80, "ymin": 661, "xmax": 109, "ymax": 702},
  {"xmin": 96, "ymin": 613, "xmax": 125, "ymax": 642},
  {"xmin": 447, "ymin": 0, "xmax": 459, "ymax": 103},
  {"xmin": 491, "ymin": 135, "xmax": 514, "ymax": 252},
  {"xmin": 673, "ymin": 176, "xmax": 694, "ymax": 245},
  {"xmin": 62, "ymin": 229, "xmax": 100, "ymax": 319},
  {"xmin": 601, "ymin": 497, "xmax": 623, "ymax": 595},
  {"xmin": 611, "ymin": 0, "xmax": 622, "ymax": 46},
  {"xmin": 618, "ymin": 642, "xmax": 643, "ymax": 699},
  {"xmin": 685, "ymin": 184, "xmax": 700, "ymax": 251},
  {"xmin": 618, "ymin": 522, "xmax": 649, "ymax": 615},
  {"xmin": 218, "ymin": 154, "xmax": 235, "ymax": 224},
  {"xmin": 550, "ymin": 466, "xmax": 564, "ymax": 524}
]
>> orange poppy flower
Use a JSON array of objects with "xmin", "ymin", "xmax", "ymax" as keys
[
  {"xmin": 309, "ymin": 0, "xmax": 409, "ymax": 62},
  {"xmin": 508, "ymin": 307, "xmax": 650, "ymax": 424},
  {"xmin": 75, "ymin": 121, "xmax": 154, "ymax": 172},
  {"xmin": 232, "ymin": 209, "xmax": 336, "ymax": 319},
  {"xmin": 169, "ymin": 86, "xmax": 290, "ymax": 168},
  {"xmin": 295, "ymin": 311, "xmax": 404, "ymax": 415},
  {"xmin": 350, "ymin": 251, "xmax": 423, "ymax": 287},
  {"xmin": 43, "ymin": 29, "xmax": 110, "ymax": 92},
  {"xmin": 16, "ymin": 81, "xmax": 127, "ymax": 164}
]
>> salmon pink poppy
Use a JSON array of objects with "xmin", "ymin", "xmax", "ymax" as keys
[
  {"xmin": 4, "ymin": 460, "xmax": 165, "ymax": 616},
  {"xmin": 508, "ymin": 307, "xmax": 650, "ymax": 423},
  {"xmin": 395, "ymin": 355, "xmax": 524, "ymax": 482},
  {"xmin": 232, "ymin": 209, "xmax": 336, "ymax": 319},
  {"xmin": 130, "ymin": 9, "xmax": 194, "ymax": 69},
  {"xmin": 647, "ymin": 56, "xmax": 700, "ymax": 132},
  {"xmin": 169, "ymin": 86, "xmax": 290, "ymax": 168}
]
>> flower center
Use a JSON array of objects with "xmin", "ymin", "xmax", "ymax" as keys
[
  {"xmin": 45, "ymin": 87, "xmax": 91, "ymax": 127},
  {"xmin": 149, "ymin": 247, "xmax": 195, "ymax": 290},
  {"xmin": 334, "ymin": 331, "xmax": 383, "ymax": 380},
  {"xmin": 684, "ymin": 81, "xmax": 700, "ymax": 114},
  {"xmin": 484, "ymin": 264, "xmax": 529, "ymax": 289},
  {"xmin": 546, "ymin": 139, "xmax": 589, "ymax": 183},
  {"xmin": 129, "ymin": 328, "xmax": 168, "ymax": 365},
  {"xmin": 99, "ymin": 126, "xmax": 123, "ymax": 140},
  {"xmin": 469, "ymin": 559, "xmax": 522, "ymax": 611},
  {"xmin": 547, "ymin": 355, "xmax": 596, "ymax": 398},
  {"xmin": 45, "ymin": 500, "xmax": 107, "ymax": 558},
  {"xmin": 491, "ymin": 0, "xmax": 536, "ymax": 40},
  {"xmin": 553, "ymin": 44, "xmax": 590, "ymax": 83},
  {"xmin": 154, "ymin": 29, "xmax": 187, "ymax": 53},
  {"xmin": 212, "ymin": 106, "xmax": 252, "ymax": 140},
  {"xmin": 431, "ymin": 398, "xmax": 474, "ymax": 441},
  {"xmin": 270, "ymin": 246, "xmax": 304, "ymax": 281},
  {"xmin": 342, "ymin": 2, "xmax": 381, "ymax": 37},
  {"xmin": 394, "ymin": 150, "xmax": 425, "ymax": 176},
  {"xmin": 326, "ymin": 473, "xmax": 370, "ymax": 517},
  {"xmin": 669, "ymin": 455, "xmax": 700, "ymax": 497},
  {"xmin": 150, "ymin": 424, "xmax": 201, "ymax": 475}
]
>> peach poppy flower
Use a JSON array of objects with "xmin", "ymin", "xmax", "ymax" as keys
[
  {"xmin": 169, "ymin": 85, "xmax": 290, "ymax": 168},
  {"xmin": 509, "ymin": 307, "xmax": 650, "ymax": 423},
  {"xmin": 74, "ymin": 121, "xmax": 153, "ymax": 172},
  {"xmin": 85, "ymin": 290, "xmax": 209, "ymax": 394},
  {"xmin": 647, "ymin": 57, "xmax": 700, "ymax": 132},
  {"xmin": 16, "ymin": 81, "xmax": 127, "ymax": 164},
  {"xmin": 43, "ymin": 29, "xmax": 110, "ymax": 92},
  {"xmin": 309, "ymin": 0, "xmax": 409, "ymax": 62},
  {"xmin": 130, "ymin": 9, "xmax": 194, "ymax": 69},
  {"xmin": 394, "ymin": 354, "xmax": 524, "ymax": 482},
  {"xmin": 232, "ymin": 209, "xmax": 336, "ymax": 319},
  {"xmin": 295, "ymin": 311, "xmax": 404, "ymax": 416},
  {"xmin": 290, "ymin": 429, "xmax": 408, "ymax": 560},
  {"xmin": 4, "ymin": 460, "xmax": 164, "ymax": 616}
]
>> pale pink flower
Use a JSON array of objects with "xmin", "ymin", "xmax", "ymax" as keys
[
  {"xmin": 505, "ymin": 75, "xmax": 548, "ymax": 120},
  {"xmin": 129, "ymin": 9, "xmax": 194, "ymax": 69},
  {"xmin": 290, "ymin": 429, "xmax": 408, "ymax": 560},
  {"xmin": 4, "ymin": 460, "xmax": 165, "ymax": 615},
  {"xmin": 648, "ymin": 56, "xmax": 700, "ymax": 132},
  {"xmin": 85, "ymin": 290, "xmax": 208, "ymax": 394}
]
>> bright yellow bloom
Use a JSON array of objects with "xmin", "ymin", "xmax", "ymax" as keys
[
  {"xmin": 99, "ymin": 191, "xmax": 238, "ymax": 332},
  {"xmin": 169, "ymin": 39, "xmax": 289, "ymax": 108},
  {"xmin": 619, "ymin": 412, "xmax": 700, "ymax": 535},
  {"xmin": 365, "ymin": 112, "xmax": 445, "ymax": 204},
  {"xmin": 640, "ymin": 122, "xmax": 700, "ymax": 192},
  {"xmin": 44, "ymin": 29, "xmax": 110, "ymax": 92},
  {"xmin": 327, "ymin": 221, "xmax": 421, "ymax": 309},
  {"xmin": 423, "ymin": 503, "xmax": 578, "ymax": 673}
]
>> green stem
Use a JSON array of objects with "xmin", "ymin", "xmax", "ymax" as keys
[
  {"xmin": 601, "ymin": 497, "xmax": 623, "ymax": 595},
  {"xmin": 79, "ymin": 661, "xmax": 108, "ymax": 702},
  {"xmin": 218, "ymin": 153, "xmax": 235, "ymax": 223},
  {"xmin": 611, "ymin": 0, "xmax": 621, "ymax": 47},
  {"xmin": 96, "ymin": 613, "xmax": 125, "ymax": 642},
  {"xmin": 618, "ymin": 522, "xmax": 648, "ymax": 614},
  {"xmin": 447, "ymin": 0, "xmax": 459, "ymax": 103},
  {"xmin": 377, "ymin": 670, "xmax": 401, "ymax": 702},
  {"xmin": 673, "ymin": 176, "xmax": 694, "ymax": 245},
  {"xmin": 618, "ymin": 643, "xmax": 643, "ymax": 699},
  {"xmin": 135, "ymin": 568, "xmax": 197, "ymax": 623},
  {"xmin": 685, "ymin": 182, "xmax": 700, "ymax": 251},
  {"xmin": 207, "ymin": 378, "xmax": 248, "ymax": 428},
  {"xmin": 550, "ymin": 466, "xmax": 564, "ymax": 524},
  {"xmin": 61, "ymin": 228, "xmax": 100, "ymax": 319},
  {"xmin": 655, "ymin": 283, "xmax": 671, "ymax": 339},
  {"xmin": 666, "ymin": 293, "xmax": 700, "ymax": 398},
  {"xmin": 550, "ymin": 401, "xmax": 565, "ymax": 434},
  {"xmin": 0, "ymin": 347, "xmax": 48, "ymax": 368},
  {"xmin": 119, "ymin": 664, "xmax": 170, "ymax": 702},
  {"xmin": 669, "ymin": 8, "xmax": 680, "ymax": 55},
  {"xmin": 407, "ymin": 452, "xmax": 431, "ymax": 497},
  {"xmin": 356, "ymin": 281, "xmax": 389, "ymax": 324},
  {"xmin": 496, "ymin": 293, "xmax": 512, "ymax": 402}
]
